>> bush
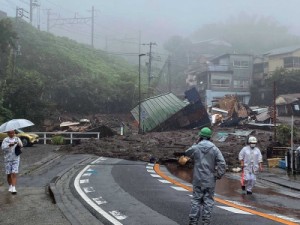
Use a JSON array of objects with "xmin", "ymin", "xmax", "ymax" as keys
[
  {"xmin": 276, "ymin": 124, "xmax": 298, "ymax": 146},
  {"xmin": 51, "ymin": 135, "xmax": 64, "ymax": 145}
]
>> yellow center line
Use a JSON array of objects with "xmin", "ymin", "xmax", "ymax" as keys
[{"xmin": 154, "ymin": 164, "xmax": 298, "ymax": 225}]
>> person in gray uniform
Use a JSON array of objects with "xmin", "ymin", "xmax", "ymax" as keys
[{"xmin": 185, "ymin": 127, "xmax": 226, "ymax": 225}]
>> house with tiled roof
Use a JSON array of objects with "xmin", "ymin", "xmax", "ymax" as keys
[
  {"xmin": 251, "ymin": 46, "xmax": 300, "ymax": 105},
  {"xmin": 253, "ymin": 45, "xmax": 300, "ymax": 81}
]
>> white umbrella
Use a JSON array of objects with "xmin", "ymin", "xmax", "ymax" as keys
[{"xmin": 0, "ymin": 119, "xmax": 34, "ymax": 133}]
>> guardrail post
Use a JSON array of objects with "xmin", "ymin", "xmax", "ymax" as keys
[
  {"xmin": 70, "ymin": 133, "xmax": 73, "ymax": 144},
  {"xmin": 44, "ymin": 133, "xmax": 46, "ymax": 144},
  {"xmin": 97, "ymin": 132, "xmax": 100, "ymax": 139}
]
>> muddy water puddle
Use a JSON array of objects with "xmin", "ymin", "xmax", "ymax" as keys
[{"xmin": 165, "ymin": 163, "xmax": 300, "ymax": 221}]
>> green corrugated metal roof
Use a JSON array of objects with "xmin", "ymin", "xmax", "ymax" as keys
[{"xmin": 131, "ymin": 93, "xmax": 188, "ymax": 132}]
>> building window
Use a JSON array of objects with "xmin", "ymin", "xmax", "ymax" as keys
[
  {"xmin": 253, "ymin": 63, "xmax": 264, "ymax": 73},
  {"xmin": 284, "ymin": 57, "xmax": 300, "ymax": 68},
  {"xmin": 233, "ymin": 80, "xmax": 249, "ymax": 88},
  {"xmin": 233, "ymin": 60, "xmax": 249, "ymax": 68},
  {"xmin": 211, "ymin": 79, "xmax": 230, "ymax": 88}
]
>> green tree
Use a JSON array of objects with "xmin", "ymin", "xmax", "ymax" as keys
[
  {"xmin": 250, "ymin": 68, "xmax": 300, "ymax": 105},
  {"xmin": 191, "ymin": 14, "xmax": 300, "ymax": 54},
  {"xmin": 276, "ymin": 124, "xmax": 298, "ymax": 146},
  {"xmin": 3, "ymin": 70, "xmax": 47, "ymax": 124},
  {"xmin": 0, "ymin": 18, "xmax": 17, "ymax": 122}
]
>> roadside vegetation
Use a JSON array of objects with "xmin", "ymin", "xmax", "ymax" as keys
[
  {"xmin": 2, "ymin": 15, "xmax": 300, "ymax": 127},
  {"xmin": 0, "ymin": 18, "xmax": 140, "ymax": 125}
]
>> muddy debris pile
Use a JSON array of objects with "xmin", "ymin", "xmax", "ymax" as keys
[{"xmin": 59, "ymin": 127, "xmax": 272, "ymax": 169}]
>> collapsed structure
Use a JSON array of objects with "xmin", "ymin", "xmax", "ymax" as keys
[{"xmin": 131, "ymin": 90, "xmax": 211, "ymax": 133}]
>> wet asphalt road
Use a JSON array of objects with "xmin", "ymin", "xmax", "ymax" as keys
[
  {"xmin": 75, "ymin": 157, "xmax": 299, "ymax": 225},
  {"xmin": 1, "ymin": 145, "xmax": 299, "ymax": 225},
  {"xmin": 167, "ymin": 163, "xmax": 300, "ymax": 223}
]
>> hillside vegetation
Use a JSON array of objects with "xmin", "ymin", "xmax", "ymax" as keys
[{"xmin": 0, "ymin": 18, "xmax": 140, "ymax": 125}]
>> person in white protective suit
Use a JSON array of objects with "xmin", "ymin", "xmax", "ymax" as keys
[{"xmin": 239, "ymin": 136, "xmax": 263, "ymax": 194}]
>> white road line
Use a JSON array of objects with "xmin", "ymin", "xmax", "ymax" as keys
[
  {"xmin": 158, "ymin": 179, "xmax": 171, "ymax": 184},
  {"xmin": 171, "ymin": 186, "xmax": 188, "ymax": 191},
  {"xmin": 150, "ymin": 174, "xmax": 161, "ymax": 178},
  {"xmin": 147, "ymin": 163, "xmax": 155, "ymax": 167},
  {"xmin": 225, "ymin": 200, "xmax": 254, "ymax": 208},
  {"xmin": 82, "ymin": 172, "xmax": 92, "ymax": 177},
  {"xmin": 146, "ymin": 166, "xmax": 153, "ymax": 169},
  {"xmin": 109, "ymin": 210, "xmax": 127, "ymax": 220},
  {"xmin": 74, "ymin": 165, "xmax": 123, "ymax": 225},
  {"xmin": 83, "ymin": 187, "xmax": 95, "ymax": 193},
  {"xmin": 91, "ymin": 157, "xmax": 107, "ymax": 164},
  {"xmin": 87, "ymin": 168, "xmax": 95, "ymax": 172},
  {"xmin": 92, "ymin": 197, "xmax": 108, "ymax": 205},
  {"xmin": 80, "ymin": 179, "xmax": 89, "ymax": 184},
  {"xmin": 217, "ymin": 206, "xmax": 252, "ymax": 215},
  {"xmin": 147, "ymin": 169, "xmax": 155, "ymax": 173}
]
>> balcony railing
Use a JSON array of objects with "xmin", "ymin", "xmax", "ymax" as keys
[{"xmin": 208, "ymin": 65, "xmax": 230, "ymax": 72}]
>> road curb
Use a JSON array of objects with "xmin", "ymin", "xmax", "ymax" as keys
[
  {"xmin": 48, "ymin": 155, "xmax": 94, "ymax": 225},
  {"xmin": 259, "ymin": 175, "xmax": 300, "ymax": 191}
]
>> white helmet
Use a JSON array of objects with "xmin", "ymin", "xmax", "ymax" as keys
[{"xmin": 248, "ymin": 136, "xmax": 257, "ymax": 144}]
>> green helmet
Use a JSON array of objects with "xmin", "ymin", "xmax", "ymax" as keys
[{"xmin": 199, "ymin": 127, "xmax": 212, "ymax": 138}]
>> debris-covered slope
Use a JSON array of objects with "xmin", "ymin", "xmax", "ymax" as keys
[{"xmin": 59, "ymin": 127, "xmax": 272, "ymax": 168}]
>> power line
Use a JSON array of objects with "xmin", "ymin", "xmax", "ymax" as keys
[
  {"xmin": 43, "ymin": 0, "xmax": 74, "ymax": 13},
  {"xmin": 18, "ymin": 0, "xmax": 29, "ymax": 5},
  {"xmin": 47, "ymin": 6, "xmax": 95, "ymax": 47}
]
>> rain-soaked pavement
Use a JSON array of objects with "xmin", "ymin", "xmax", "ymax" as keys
[{"xmin": 166, "ymin": 163, "xmax": 300, "ymax": 223}]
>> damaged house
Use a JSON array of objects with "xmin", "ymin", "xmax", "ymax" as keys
[
  {"xmin": 131, "ymin": 91, "xmax": 210, "ymax": 132},
  {"xmin": 276, "ymin": 93, "xmax": 300, "ymax": 116}
]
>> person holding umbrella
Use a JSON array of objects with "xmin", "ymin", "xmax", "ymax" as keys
[{"xmin": 1, "ymin": 130, "xmax": 23, "ymax": 194}]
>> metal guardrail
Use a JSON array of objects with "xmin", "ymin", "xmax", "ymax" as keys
[
  {"xmin": 34, "ymin": 132, "xmax": 100, "ymax": 144},
  {"xmin": 268, "ymin": 147, "xmax": 290, "ymax": 158}
]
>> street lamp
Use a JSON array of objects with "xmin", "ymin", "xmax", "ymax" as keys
[{"xmin": 139, "ymin": 53, "xmax": 146, "ymax": 134}]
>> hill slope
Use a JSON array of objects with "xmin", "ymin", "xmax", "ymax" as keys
[{"xmin": 1, "ymin": 18, "xmax": 139, "ymax": 124}]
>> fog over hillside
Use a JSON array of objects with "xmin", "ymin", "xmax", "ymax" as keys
[{"xmin": 2, "ymin": 0, "xmax": 300, "ymax": 61}]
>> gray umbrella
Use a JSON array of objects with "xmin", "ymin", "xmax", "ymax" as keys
[{"xmin": 0, "ymin": 119, "xmax": 34, "ymax": 133}]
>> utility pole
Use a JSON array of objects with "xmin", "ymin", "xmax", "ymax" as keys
[
  {"xmin": 168, "ymin": 55, "xmax": 171, "ymax": 92},
  {"xmin": 12, "ymin": 41, "xmax": 22, "ymax": 77},
  {"xmin": 16, "ymin": 7, "xmax": 29, "ymax": 21},
  {"xmin": 273, "ymin": 81, "xmax": 277, "ymax": 143},
  {"xmin": 46, "ymin": 9, "xmax": 51, "ymax": 32},
  {"xmin": 30, "ymin": 0, "xmax": 33, "ymax": 24},
  {"xmin": 138, "ymin": 53, "xmax": 146, "ymax": 133},
  {"xmin": 29, "ymin": 0, "xmax": 40, "ymax": 27},
  {"xmin": 91, "ymin": 6, "xmax": 94, "ymax": 48},
  {"xmin": 138, "ymin": 30, "xmax": 141, "ymax": 55},
  {"xmin": 142, "ymin": 42, "xmax": 157, "ymax": 96}
]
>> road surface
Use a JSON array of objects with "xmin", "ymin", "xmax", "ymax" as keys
[{"xmin": 73, "ymin": 157, "xmax": 300, "ymax": 225}]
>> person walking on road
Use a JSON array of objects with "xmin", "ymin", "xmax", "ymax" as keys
[
  {"xmin": 239, "ymin": 136, "xmax": 263, "ymax": 195},
  {"xmin": 184, "ymin": 127, "xmax": 226, "ymax": 225},
  {"xmin": 1, "ymin": 130, "xmax": 23, "ymax": 194}
]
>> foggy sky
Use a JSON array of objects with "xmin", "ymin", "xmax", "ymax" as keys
[{"xmin": 1, "ymin": 0, "xmax": 300, "ymax": 51}]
